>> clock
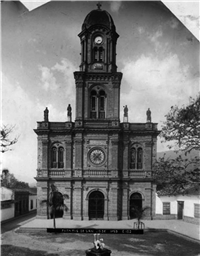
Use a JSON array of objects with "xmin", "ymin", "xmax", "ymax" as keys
[
  {"xmin": 89, "ymin": 148, "xmax": 105, "ymax": 165},
  {"xmin": 95, "ymin": 36, "xmax": 103, "ymax": 44}
]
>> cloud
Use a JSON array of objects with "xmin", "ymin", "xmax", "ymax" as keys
[
  {"xmin": 120, "ymin": 53, "xmax": 199, "ymax": 152},
  {"xmin": 121, "ymin": 53, "xmax": 199, "ymax": 124},
  {"xmin": 149, "ymin": 30, "xmax": 163, "ymax": 43},
  {"xmin": 148, "ymin": 29, "xmax": 163, "ymax": 50},
  {"xmin": 38, "ymin": 65, "xmax": 58, "ymax": 91},
  {"xmin": 137, "ymin": 26, "xmax": 145, "ymax": 35},
  {"xmin": 2, "ymin": 73, "xmax": 67, "ymax": 184},
  {"xmin": 38, "ymin": 58, "xmax": 76, "ymax": 100},
  {"xmin": 52, "ymin": 58, "xmax": 76, "ymax": 99},
  {"xmin": 110, "ymin": 1, "xmax": 123, "ymax": 13},
  {"xmin": 2, "ymin": 73, "xmax": 43, "ymax": 184}
]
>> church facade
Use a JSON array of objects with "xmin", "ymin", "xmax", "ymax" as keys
[{"xmin": 34, "ymin": 5, "xmax": 160, "ymax": 220}]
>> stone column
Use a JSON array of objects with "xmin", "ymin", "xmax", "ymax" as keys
[
  {"xmin": 109, "ymin": 184, "xmax": 119, "ymax": 220},
  {"xmin": 73, "ymin": 181, "xmax": 82, "ymax": 220},
  {"xmin": 123, "ymin": 140, "xmax": 129, "ymax": 178},
  {"xmin": 122, "ymin": 183, "xmax": 129, "ymax": 220},
  {"xmin": 145, "ymin": 141, "xmax": 152, "ymax": 170},
  {"xmin": 37, "ymin": 181, "xmax": 48, "ymax": 219},
  {"xmin": 42, "ymin": 138, "xmax": 49, "ymax": 177},
  {"xmin": 63, "ymin": 183, "xmax": 71, "ymax": 219},
  {"xmin": 82, "ymin": 187, "xmax": 88, "ymax": 220},
  {"xmin": 74, "ymin": 135, "xmax": 83, "ymax": 177},
  {"xmin": 65, "ymin": 140, "xmax": 72, "ymax": 176},
  {"xmin": 111, "ymin": 139, "xmax": 119, "ymax": 177}
]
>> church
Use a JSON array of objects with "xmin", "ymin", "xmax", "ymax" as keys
[{"xmin": 34, "ymin": 4, "xmax": 160, "ymax": 220}]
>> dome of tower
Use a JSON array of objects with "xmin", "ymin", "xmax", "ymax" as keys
[{"xmin": 82, "ymin": 4, "xmax": 116, "ymax": 30}]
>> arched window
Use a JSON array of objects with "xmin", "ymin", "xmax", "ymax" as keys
[
  {"xmin": 99, "ymin": 90, "xmax": 106, "ymax": 119},
  {"xmin": 99, "ymin": 47, "xmax": 104, "ymax": 62},
  {"xmin": 130, "ymin": 148, "xmax": 136, "ymax": 169},
  {"xmin": 51, "ymin": 145, "xmax": 64, "ymax": 169},
  {"xmin": 51, "ymin": 147, "xmax": 57, "ymax": 168},
  {"xmin": 137, "ymin": 148, "xmax": 143, "ymax": 169},
  {"xmin": 58, "ymin": 147, "xmax": 64, "ymax": 168},
  {"xmin": 94, "ymin": 47, "xmax": 98, "ymax": 62},
  {"xmin": 93, "ymin": 46, "xmax": 104, "ymax": 62},
  {"xmin": 90, "ymin": 90, "xmax": 97, "ymax": 118},
  {"xmin": 130, "ymin": 146, "xmax": 143, "ymax": 170},
  {"xmin": 90, "ymin": 89, "xmax": 106, "ymax": 119}
]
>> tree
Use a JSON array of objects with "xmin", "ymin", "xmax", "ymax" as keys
[
  {"xmin": 0, "ymin": 124, "xmax": 19, "ymax": 153},
  {"xmin": 1, "ymin": 169, "xmax": 29, "ymax": 189},
  {"xmin": 132, "ymin": 206, "xmax": 150, "ymax": 229},
  {"xmin": 153, "ymin": 154, "xmax": 200, "ymax": 196},
  {"xmin": 41, "ymin": 183, "xmax": 69, "ymax": 229},
  {"xmin": 160, "ymin": 95, "xmax": 200, "ymax": 153},
  {"xmin": 154, "ymin": 95, "xmax": 200, "ymax": 195}
]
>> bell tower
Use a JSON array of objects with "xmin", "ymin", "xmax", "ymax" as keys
[
  {"xmin": 79, "ymin": 3, "xmax": 119, "ymax": 73},
  {"xmin": 74, "ymin": 3, "xmax": 122, "ymax": 123}
]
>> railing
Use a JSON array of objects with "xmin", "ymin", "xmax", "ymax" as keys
[
  {"xmin": 83, "ymin": 170, "xmax": 111, "ymax": 177},
  {"xmin": 129, "ymin": 170, "xmax": 152, "ymax": 178},
  {"xmin": 49, "ymin": 170, "xmax": 65, "ymax": 177},
  {"xmin": 37, "ymin": 169, "xmax": 151, "ymax": 178},
  {"xmin": 37, "ymin": 169, "xmax": 66, "ymax": 178}
]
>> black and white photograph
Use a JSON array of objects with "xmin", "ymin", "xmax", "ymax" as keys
[{"xmin": 1, "ymin": 1, "xmax": 200, "ymax": 255}]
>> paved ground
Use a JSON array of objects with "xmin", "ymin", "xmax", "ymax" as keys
[
  {"xmin": 19, "ymin": 218, "xmax": 200, "ymax": 241},
  {"xmin": 1, "ymin": 216, "xmax": 200, "ymax": 256},
  {"xmin": 1, "ymin": 211, "xmax": 36, "ymax": 234}
]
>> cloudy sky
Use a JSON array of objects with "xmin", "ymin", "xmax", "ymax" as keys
[{"xmin": 2, "ymin": 1, "xmax": 199, "ymax": 185}]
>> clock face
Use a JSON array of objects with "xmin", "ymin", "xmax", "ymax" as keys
[
  {"xmin": 89, "ymin": 148, "xmax": 105, "ymax": 165},
  {"xmin": 95, "ymin": 36, "xmax": 103, "ymax": 44}
]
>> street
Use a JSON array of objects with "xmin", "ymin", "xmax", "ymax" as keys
[{"xmin": 1, "ymin": 211, "xmax": 36, "ymax": 234}]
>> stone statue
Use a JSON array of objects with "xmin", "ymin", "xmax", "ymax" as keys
[
  {"xmin": 67, "ymin": 104, "xmax": 72, "ymax": 121},
  {"xmin": 146, "ymin": 108, "xmax": 151, "ymax": 122},
  {"xmin": 67, "ymin": 104, "xmax": 72, "ymax": 117},
  {"xmin": 124, "ymin": 105, "xmax": 128, "ymax": 117},
  {"xmin": 44, "ymin": 107, "xmax": 49, "ymax": 122}
]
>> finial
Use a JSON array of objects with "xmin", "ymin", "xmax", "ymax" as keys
[{"xmin": 97, "ymin": 2, "xmax": 101, "ymax": 10}]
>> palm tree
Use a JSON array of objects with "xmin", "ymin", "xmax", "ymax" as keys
[
  {"xmin": 41, "ymin": 183, "xmax": 69, "ymax": 229},
  {"xmin": 132, "ymin": 206, "xmax": 150, "ymax": 229}
]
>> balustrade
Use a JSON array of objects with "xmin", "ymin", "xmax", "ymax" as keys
[
  {"xmin": 83, "ymin": 170, "xmax": 111, "ymax": 177},
  {"xmin": 129, "ymin": 170, "xmax": 152, "ymax": 178}
]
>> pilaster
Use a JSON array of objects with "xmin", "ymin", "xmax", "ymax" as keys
[
  {"xmin": 65, "ymin": 140, "xmax": 72, "ymax": 171},
  {"xmin": 73, "ymin": 181, "xmax": 83, "ymax": 220},
  {"xmin": 122, "ymin": 183, "xmax": 129, "ymax": 220},
  {"xmin": 74, "ymin": 135, "xmax": 83, "ymax": 177},
  {"xmin": 109, "ymin": 184, "xmax": 119, "ymax": 220}
]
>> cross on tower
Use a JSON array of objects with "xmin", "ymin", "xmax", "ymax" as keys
[{"xmin": 97, "ymin": 2, "xmax": 101, "ymax": 10}]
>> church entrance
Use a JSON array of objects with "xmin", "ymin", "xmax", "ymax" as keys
[
  {"xmin": 88, "ymin": 191, "xmax": 104, "ymax": 220},
  {"xmin": 129, "ymin": 193, "xmax": 142, "ymax": 219}
]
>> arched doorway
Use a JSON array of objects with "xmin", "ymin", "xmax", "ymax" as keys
[
  {"xmin": 88, "ymin": 191, "xmax": 104, "ymax": 220},
  {"xmin": 130, "ymin": 193, "xmax": 142, "ymax": 219}
]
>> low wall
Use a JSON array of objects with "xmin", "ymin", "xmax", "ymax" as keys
[
  {"xmin": 154, "ymin": 214, "xmax": 176, "ymax": 220},
  {"xmin": 184, "ymin": 216, "xmax": 200, "ymax": 225},
  {"xmin": 1, "ymin": 204, "xmax": 15, "ymax": 222}
]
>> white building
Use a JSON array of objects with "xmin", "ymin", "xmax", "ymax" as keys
[
  {"xmin": 0, "ymin": 187, "xmax": 15, "ymax": 222},
  {"xmin": 0, "ymin": 186, "xmax": 37, "ymax": 222},
  {"xmin": 155, "ymin": 186, "xmax": 200, "ymax": 224}
]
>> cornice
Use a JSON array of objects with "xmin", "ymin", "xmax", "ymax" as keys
[{"xmin": 74, "ymin": 71, "xmax": 123, "ymax": 83}]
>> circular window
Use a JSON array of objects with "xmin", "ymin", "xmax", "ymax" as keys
[{"xmin": 89, "ymin": 148, "xmax": 105, "ymax": 165}]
